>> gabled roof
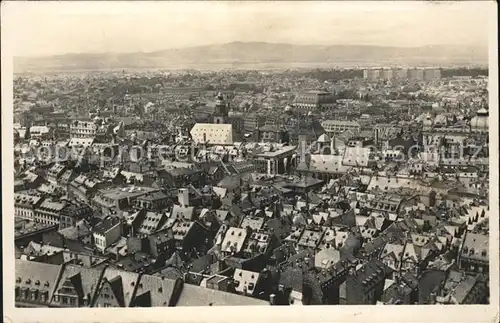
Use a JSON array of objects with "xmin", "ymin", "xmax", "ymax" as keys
[
  {"xmin": 15, "ymin": 259, "xmax": 62, "ymax": 305},
  {"xmin": 99, "ymin": 267, "xmax": 140, "ymax": 307},
  {"xmin": 381, "ymin": 243, "xmax": 405, "ymax": 262},
  {"xmin": 175, "ymin": 283, "xmax": 267, "ymax": 306},
  {"xmin": 132, "ymin": 275, "xmax": 177, "ymax": 307}
]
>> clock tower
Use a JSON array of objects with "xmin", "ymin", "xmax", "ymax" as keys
[{"xmin": 212, "ymin": 92, "xmax": 228, "ymax": 124}]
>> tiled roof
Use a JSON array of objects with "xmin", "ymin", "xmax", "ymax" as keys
[
  {"xmin": 190, "ymin": 123, "xmax": 233, "ymax": 145},
  {"xmin": 221, "ymin": 227, "xmax": 248, "ymax": 253},
  {"xmin": 461, "ymin": 232, "xmax": 488, "ymax": 262},
  {"xmin": 99, "ymin": 267, "xmax": 141, "ymax": 307},
  {"xmin": 176, "ymin": 283, "xmax": 268, "ymax": 306},
  {"xmin": 15, "ymin": 259, "xmax": 62, "ymax": 305},
  {"xmin": 133, "ymin": 275, "xmax": 177, "ymax": 307},
  {"xmin": 55, "ymin": 264, "xmax": 103, "ymax": 304}
]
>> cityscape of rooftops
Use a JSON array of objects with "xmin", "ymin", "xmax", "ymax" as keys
[{"xmin": 10, "ymin": 2, "xmax": 492, "ymax": 308}]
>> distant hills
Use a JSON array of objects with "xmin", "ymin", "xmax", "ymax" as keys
[{"xmin": 14, "ymin": 41, "xmax": 488, "ymax": 73}]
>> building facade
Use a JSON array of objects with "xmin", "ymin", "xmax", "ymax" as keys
[
  {"xmin": 15, "ymin": 193, "xmax": 42, "ymax": 221},
  {"xmin": 70, "ymin": 120, "xmax": 98, "ymax": 139},
  {"xmin": 293, "ymin": 91, "xmax": 335, "ymax": 111},
  {"xmin": 322, "ymin": 120, "xmax": 361, "ymax": 135}
]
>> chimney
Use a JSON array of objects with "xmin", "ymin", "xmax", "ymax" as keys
[
  {"xmin": 178, "ymin": 188, "xmax": 189, "ymax": 207},
  {"xmin": 430, "ymin": 292, "xmax": 437, "ymax": 304},
  {"xmin": 274, "ymin": 201, "xmax": 281, "ymax": 218},
  {"xmin": 330, "ymin": 135, "xmax": 336, "ymax": 153},
  {"xmin": 269, "ymin": 293, "xmax": 276, "ymax": 305}
]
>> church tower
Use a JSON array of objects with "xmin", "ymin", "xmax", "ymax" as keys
[{"xmin": 212, "ymin": 92, "xmax": 228, "ymax": 124}]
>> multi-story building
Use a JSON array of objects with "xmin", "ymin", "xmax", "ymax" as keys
[
  {"xmin": 29, "ymin": 125, "xmax": 53, "ymax": 139},
  {"xmin": 211, "ymin": 92, "xmax": 229, "ymax": 125},
  {"xmin": 228, "ymin": 114, "xmax": 245, "ymax": 140},
  {"xmin": 458, "ymin": 232, "xmax": 489, "ymax": 274},
  {"xmin": 135, "ymin": 191, "xmax": 170, "ymax": 210},
  {"xmin": 91, "ymin": 186, "xmax": 160, "ymax": 214},
  {"xmin": 34, "ymin": 200, "xmax": 66, "ymax": 225},
  {"xmin": 59, "ymin": 204, "xmax": 93, "ymax": 230},
  {"xmin": 93, "ymin": 217, "xmax": 122, "ymax": 253},
  {"xmin": 190, "ymin": 92, "xmax": 237, "ymax": 146},
  {"xmin": 470, "ymin": 108, "xmax": 489, "ymax": 134},
  {"xmin": 341, "ymin": 260, "xmax": 390, "ymax": 305},
  {"xmin": 423, "ymin": 68, "xmax": 442, "ymax": 81},
  {"xmin": 408, "ymin": 68, "xmax": 425, "ymax": 81},
  {"xmin": 243, "ymin": 113, "xmax": 266, "ymax": 133},
  {"xmin": 258, "ymin": 125, "xmax": 288, "ymax": 143},
  {"xmin": 363, "ymin": 68, "xmax": 441, "ymax": 81},
  {"xmin": 46, "ymin": 163, "xmax": 67, "ymax": 185},
  {"xmin": 70, "ymin": 119, "xmax": 98, "ymax": 138},
  {"xmin": 293, "ymin": 90, "xmax": 335, "ymax": 111},
  {"xmin": 15, "ymin": 259, "xmax": 61, "ymax": 308},
  {"xmin": 322, "ymin": 120, "xmax": 361, "ymax": 135},
  {"xmin": 252, "ymin": 145, "xmax": 296, "ymax": 175},
  {"xmin": 14, "ymin": 193, "xmax": 43, "ymax": 221},
  {"xmin": 363, "ymin": 69, "xmax": 381, "ymax": 81}
]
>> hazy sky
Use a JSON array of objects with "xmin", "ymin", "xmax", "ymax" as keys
[{"xmin": 3, "ymin": 1, "xmax": 493, "ymax": 57}]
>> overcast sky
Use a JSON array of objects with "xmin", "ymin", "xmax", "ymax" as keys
[{"xmin": 3, "ymin": 1, "xmax": 492, "ymax": 57}]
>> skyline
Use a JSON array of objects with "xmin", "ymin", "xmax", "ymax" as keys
[{"xmin": 3, "ymin": 1, "xmax": 492, "ymax": 57}]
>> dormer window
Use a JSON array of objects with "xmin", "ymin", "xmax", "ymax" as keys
[
  {"xmin": 40, "ymin": 291, "xmax": 48, "ymax": 303},
  {"xmin": 31, "ymin": 290, "xmax": 38, "ymax": 301}
]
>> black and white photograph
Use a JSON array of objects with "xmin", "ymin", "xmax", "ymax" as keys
[{"xmin": 2, "ymin": 1, "xmax": 498, "ymax": 322}]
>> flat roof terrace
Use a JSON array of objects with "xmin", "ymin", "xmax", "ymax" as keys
[{"xmin": 99, "ymin": 186, "xmax": 159, "ymax": 201}]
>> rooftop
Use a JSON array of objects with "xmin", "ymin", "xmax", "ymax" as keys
[{"xmin": 100, "ymin": 186, "xmax": 159, "ymax": 201}]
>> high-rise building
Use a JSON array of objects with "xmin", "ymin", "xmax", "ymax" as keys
[{"xmin": 363, "ymin": 68, "xmax": 441, "ymax": 81}]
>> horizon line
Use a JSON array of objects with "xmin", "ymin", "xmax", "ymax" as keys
[{"xmin": 14, "ymin": 41, "xmax": 489, "ymax": 59}]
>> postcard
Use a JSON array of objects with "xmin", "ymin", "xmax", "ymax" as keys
[{"xmin": 2, "ymin": 1, "xmax": 498, "ymax": 322}]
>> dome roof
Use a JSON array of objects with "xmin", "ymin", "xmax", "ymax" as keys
[
  {"xmin": 477, "ymin": 108, "xmax": 488, "ymax": 116},
  {"xmin": 317, "ymin": 133, "xmax": 331, "ymax": 143},
  {"xmin": 284, "ymin": 105, "xmax": 292, "ymax": 112},
  {"xmin": 470, "ymin": 115, "xmax": 488, "ymax": 130},
  {"xmin": 423, "ymin": 117, "xmax": 433, "ymax": 126}
]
